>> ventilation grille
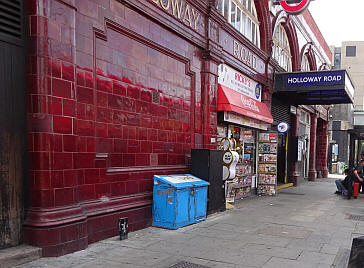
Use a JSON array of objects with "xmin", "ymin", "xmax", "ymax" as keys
[
  {"xmin": 169, "ymin": 261, "xmax": 210, "ymax": 268},
  {"xmin": 152, "ymin": 91, "xmax": 160, "ymax": 104},
  {"xmin": 271, "ymin": 96, "xmax": 292, "ymax": 125},
  {"xmin": 0, "ymin": 0, "xmax": 23, "ymax": 39},
  {"xmin": 347, "ymin": 214, "xmax": 364, "ymax": 221}
]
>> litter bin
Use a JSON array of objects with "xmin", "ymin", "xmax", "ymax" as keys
[{"xmin": 153, "ymin": 174, "xmax": 209, "ymax": 229}]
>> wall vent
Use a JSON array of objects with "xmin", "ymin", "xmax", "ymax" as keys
[
  {"xmin": 152, "ymin": 91, "xmax": 160, "ymax": 104},
  {"xmin": 0, "ymin": 0, "xmax": 23, "ymax": 39}
]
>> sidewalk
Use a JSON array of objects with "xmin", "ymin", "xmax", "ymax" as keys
[{"xmin": 17, "ymin": 176, "xmax": 361, "ymax": 268}]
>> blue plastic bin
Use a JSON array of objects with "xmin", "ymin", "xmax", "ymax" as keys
[{"xmin": 152, "ymin": 174, "xmax": 209, "ymax": 229}]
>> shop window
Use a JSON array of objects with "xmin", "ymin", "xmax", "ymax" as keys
[
  {"xmin": 272, "ymin": 24, "xmax": 292, "ymax": 71},
  {"xmin": 217, "ymin": 0, "xmax": 260, "ymax": 48},
  {"xmin": 346, "ymin": 46, "xmax": 356, "ymax": 57},
  {"xmin": 301, "ymin": 54, "xmax": 310, "ymax": 71}
]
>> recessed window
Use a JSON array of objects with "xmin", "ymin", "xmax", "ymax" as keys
[
  {"xmin": 346, "ymin": 46, "xmax": 356, "ymax": 57},
  {"xmin": 217, "ymin": 0, "xmax": 260, "ymax": 48},
  {"xmin": 272, "ymin": 24, "xmax": 292, "ymax": 71},
  {"xmin": 301, "ymin": 54, "xmax": 310, "ymax": 71}
]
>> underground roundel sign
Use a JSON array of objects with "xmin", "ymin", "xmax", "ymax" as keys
[
  {"xmin": 278, "ymin": 0, "xmax": 311, "ymax": 15},
  {"xmin": 277, "ymin": 121, "xmax": 290, "ymax": 134}
]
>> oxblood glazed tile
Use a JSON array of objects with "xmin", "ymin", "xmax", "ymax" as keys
[
  {"xmin": 136, "ymin": 153, "xmax": 149, "ymax": 166},
  {"xmin": 48, "ymin": 96, "xmax": 62, "ymax": 115},
  {"xmin": 33, "ymin": 133, "xmax": 50, "ymax": 151},
  {"xmin": 86, "ymin": 137, "xmax": 96, "ymax": 152},
  {"xmin": 85, "ymin": 104, "xmax": 95, "ymax": 120},
  {"xmin": 79, "ymin": 184, "xmax": 96, "ymax": 201},
  {"xmin": 96, "ymin": 122, "xmax": 108, "ymax": 137},
  {"xmin": 77, "ymin": 86, "xmax": 94, "ymax": 104},
  {"xmin": 125, "ymin": 181, "xmax": 139, "ymax": 195},
  {"xmin": 52, "ymin": 78, "xmax": 72, "ymax": 98},
  {"xmin": 54, "ymin": 187, "xmax": 74, "ymax": 206},
  {"xmin": 110, "ymin": 182, "xmax": 126, "ymax": 196},
  {"xmin": 77, "ymin": 103, "xmax": 86, "ymax": 118},
  {"xmin": 29, "ymin": 151, "xmax": 50, "ymax": 170},
  {"xmin": 127, "ymin": 85, "xmax": 140, "ymax": 99},
  {"xmin": 30, "ymin": 189, "xmax": 54, "ymax": 207},
  {"xmin": 63, "ymin": 135, "xmax": 76, "ymax": 152},
  {"xmin": 53, "ymin": 152, "xmax": 73, "ymax": 170},
  {"xmin": 64, "ymin": 170, "xmax": 78, "ymax": 187},
  {"xmin": 34, "ymin": 170, "xmax": 51, "ymax": 190},
  {"xmin": 96, "ymin": 137, "xmax": 112, "ymax": 153},
  {"xmin": 76, "ymin": 70, "xmax": 85, "ymax": 86},
  {"xmin": 137, "ymin": 127, "xmax": 148, "ymax": 140},
  {"xmin": 53, "ymin": 116, "xmax": 73, "ymax": 134},
  {"xmin": 96, "ymin": 76, "xmax": 113, "ymax": 93},
  {"xmin": 74, "ymin": 153, "xmax": 95, "ymax": 169},
  {"xmin": 84, "ymin": 169, "xmax": 100, "ymax": 184},
  {"xmin": 109, "ymin": 153, "xmax": 123, "ymax": 166},
  {"xmin": 95, "ymin": 183, "xmax": 110, "ymax": 198},
  {"xmin": 76, "ymin": 136, "xmax": 87, "ymax": 152},
  {"xmin": 97, "ymin": 91, "xmax": 108, "ymax": 107},
  {"xmin": 113, "ymin": 139, "xmax": 127, "ymax": 153},
  {"xmin": 63, "ymin": 99, "xmax": 75, "ymax": 116},
  {"xmin": 96, "ymin": 107, "xmax": 113, "ymax": 123},
  {"xmin": 76, "ymin": 120, "xmax": 95, "ymax": 137},
  {"xmin": 113, "ymin": 80, "xmax": 126, "ymax": 96},
  {"xmin": 50, "ymin": 59, "xmax": 62, "ymax": 78},
  {"xmin": 62, "ymin": 62, "xmax": 75, "ymax": 81},
  {"xmin": 122, "ymin": 153, "xmax": 135, "ymax": 166},
  {"xmin": 107, "ymin": 124, "xmax": 122, "ymax": 138},
  {"xmin": 127, "ymin": 140, "xmax": 140, "ymax": 154}
]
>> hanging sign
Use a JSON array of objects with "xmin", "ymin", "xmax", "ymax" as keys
[
  {"xmin": 272, "ymin": 0, "xmax": 313, "ymax": 15},
  {"xmin": 277, "ymin": 121, "xmax": 290, "ymax": 134},
  {"xmin": 218, "ymin": 64, "xmax": 262, "ymax": 101}
]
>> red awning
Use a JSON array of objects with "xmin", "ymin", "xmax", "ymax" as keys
[{"xmin": 217, "ymin": 84, "xmax": 273, "ymax": 124}]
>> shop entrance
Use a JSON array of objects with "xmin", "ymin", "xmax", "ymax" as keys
[{"xmin": 277, "ymin": 133, "xmax": 288, "ymax": 185}]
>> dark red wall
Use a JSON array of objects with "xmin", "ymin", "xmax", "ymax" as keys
[{"xmin": 23, "ymin": 0, "xmax": 308, "ymax": 257}]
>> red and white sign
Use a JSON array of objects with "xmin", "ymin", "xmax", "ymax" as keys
[
  {"xmin": 218, "ymin": 64, "xmax": 262, "ymax": 101},
  {"xmin": 218, "ymin": 84, "xmax": 273, "ymax": 124},
  {"xmin": 274, "ymin": 0, "xmax": 311, "ymax": 15}
]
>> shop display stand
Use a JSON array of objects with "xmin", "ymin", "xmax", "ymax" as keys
[
  {"xmin": 234, "ymin": 141, "xmax": 253, "ymax": 200},
  {"xmin": 257, "ymin": 133, "xmax": 277, "ymax": 196}
]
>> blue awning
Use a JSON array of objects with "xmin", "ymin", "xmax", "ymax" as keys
[{"xmin": 274, "ymin": 70, "xmax": 354, "ymax": 105}]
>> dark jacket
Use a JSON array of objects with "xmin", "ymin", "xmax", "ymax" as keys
[{"xmin": 342, "ymin": 175, "xmax": 352, "ymax": 188}]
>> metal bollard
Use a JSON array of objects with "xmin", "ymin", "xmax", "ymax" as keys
[
  {"xmin": 348, "ymin": 236, "xmax": 364, "ymax": 267},
  {"xmin": 118, "ymin": 217, "xmax": 128, "ymax": 240}
]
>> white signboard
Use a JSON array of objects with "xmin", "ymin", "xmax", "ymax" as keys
[
  {"xmin": 224, "ymin": 112, "xmax": 268, "ymax": 130},
  {"xmin": 298, "ymin": 140, "xmax": 303, "ymax": 162},
  {"xmin": 218, "ymin": 64, "xmax": 262, "ymax": 101}
]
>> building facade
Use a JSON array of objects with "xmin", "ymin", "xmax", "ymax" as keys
[
  {"xmin": 0, "ymin": 0, "xmax": 333, "ymax": 256},
  {"xmin": 329, "ymin": 42, "xmax": 364, "ymax": 171}
]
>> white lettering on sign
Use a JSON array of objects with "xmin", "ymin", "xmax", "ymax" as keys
[
  {"xmin": 288, "ymin": 76, "xmax": 322, "ymax": 84},
  {"xmin": 218, "ymin": 64, "xmax": 261, "ymax": 101},
  {"xmin": 287, "ymin": 75, "xmax": 342, "ymax": 85},
  {"xmin": 150, "ymin": 0, "xmax": 201, "ymax": 31},
  {"xmin": 241, "ymin": 95, "xmax": 260, "ymax": 113},
  {"xmin": 323, "ymin": 75, "xmax": 342, "ymax": 82}
]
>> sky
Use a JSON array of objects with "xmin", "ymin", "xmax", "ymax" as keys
[{"xmin": 308, "ymin": 0, "xmax": 364, "ymax": 47}]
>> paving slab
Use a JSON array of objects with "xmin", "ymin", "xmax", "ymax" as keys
[{"xmin": 16, "ymin": 176, "xmax": 358, "ymax": 268}]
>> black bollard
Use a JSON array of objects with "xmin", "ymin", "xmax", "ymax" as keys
[
  {"xmin": 118, "ymin": 217, "xmax": 128, "ymax": 240},
  {"xmin": 348, "ymin": 236, "xmax": 364, "ymax": 267}
]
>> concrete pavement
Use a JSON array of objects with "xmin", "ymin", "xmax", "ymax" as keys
[{"xmin": 17, "ymin": 175, "xmax": 363, "ymax": 268}]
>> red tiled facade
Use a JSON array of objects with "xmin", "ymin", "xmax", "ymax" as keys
[{"xmin": 24, "ymin": 0, "xmax": 331, "ymax": 256}]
